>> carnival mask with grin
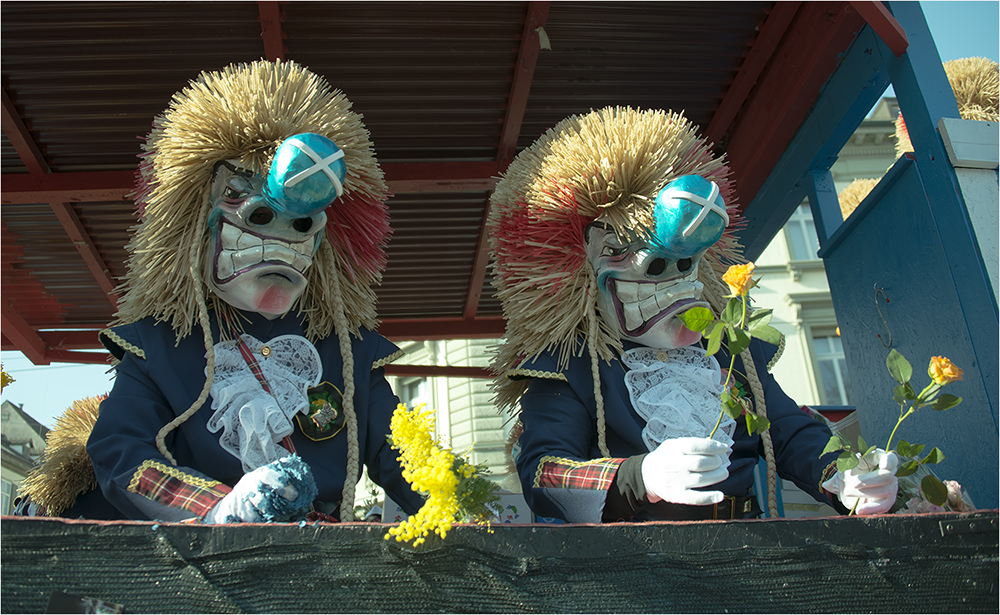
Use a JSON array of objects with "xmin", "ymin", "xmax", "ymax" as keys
[
  {"xmin": 205, "ymin": 133, "xmax": 347, "ymax": 318},
  {"xmin": 585, "ymin": 175, "xmax": 730, "ymax": 350}
]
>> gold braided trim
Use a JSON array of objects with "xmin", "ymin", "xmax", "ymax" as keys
[
  {"xmin": 767, "ymin": 333, "xmax": 786, "ymax": 372},
  {"xmin": 819, "ymin": 459, "xmax": 840, "ymax": 494},
  {"xmin": 372, "ymin": 348, "xmax": 405, "ymax": 371},
  {"xmin": 127, "ymin": 459, "xmax": 222, "ymax": 493},
  {"xmin": 506, "ymin": 368, "xmax": 568, "ymax": 381},
  {"xmin": 101, "ymin": 328, "xmax": 146, "ymax": 360}
]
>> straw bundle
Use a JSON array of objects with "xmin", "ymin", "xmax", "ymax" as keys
[
  {"xmin": 116, "ymin": 59, "xmax": 390, "ymax": 342},
  {"xmin": 487, "ymin": 107, "xmax": 744, "ymax": 411},
  {"xmin": 18, "ymin": 396, "xmax": 105, "ymax": 516}
]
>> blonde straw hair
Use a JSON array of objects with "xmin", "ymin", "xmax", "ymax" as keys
[{"xmin": 114, "ymin": 61, "xmax": 390, "ymax": 517}]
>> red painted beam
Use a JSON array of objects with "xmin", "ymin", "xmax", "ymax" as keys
[
  {"xmin": 379, "ymin": 316, "xmax": 506, "ymax": 341},
  {"xmin": 42, "ymin": 349, "xmax": 111, "ymax": 365},
  {"xmin": 725, "ymin": 1, "xmax": 866, "ymax": 214},
  {"xmin": 497, "ymin": 1, "xmax": 551, "ymax": 165},
  {"xmin": 1, "ymin": 86, "xmax": 50, "ymax": 175},
  {"xmin": 849, "ymin": 1, "xmax": 908, "ymax": 56},
  {"xmin": 462, "ymin": 2, "xmax": 550, "ymax": 321},
  {"xmin": 258, "ymin": 1, "xmax": 286, "ymax": 62},
  {"xmin": 382, "ymin": 161, "xmax": 501, "ymax": 193},
  {"xmin": 1, "ymin": 162, "xmax": 501, "ymax": 204},
  {"xmin": 383, "ymin": 364, "xmax": 492, "ymax": 379},
  {"xmin": 705, "ymin": 2, "xmax": 801, "ymax": 147},
  {"xmin": 48, "ymin": 202, "xmax": 119, "ymax": 307},
  {"xmin": 0, "ymin": 329, "xmax": 103, "ymax": 351},
  {"xmin": 2, "ymin": 301, "xmax": 50, "ymax": 365},
  {"xmin": 1, "ymin": 170, "xmax": 134, "ymax": 204}
]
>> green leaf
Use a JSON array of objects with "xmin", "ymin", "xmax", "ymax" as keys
[
  {"xmin": 821, "ymin": 435, "xmax": 847, "ymax": 456},
  {"xmin": 895, "ymin": 460, "xmax": 921, "ymax": 477},
  {"xmin": 863, "ymin": 445, "xmax": 877, "ymax": 457},
  {"xmin": 721, "ymin": 297, "xmax": 742, "ymax": 325},
  {"xmin": 706, "ymin": 323, "xmax": 724, "ymax": 356},
  {"xmin": 886, "ymin": 349, "xmax": 912, "ymax": 384},
  {"xmin": 907, "ymin": 443, "xmax": 925, "ymax": 457},
  {"xmin": 745, "ymin": 412, "xmax": 770, "ymax": 435},
  {"xmin": 836, "ymin": 453, "xmax": 859, "ymax": 473},
  {"xmin": 856, "ymin": 434, "xmax": 868, "ymax": 453},
  {"xmin": 921, "ymin": 475, "xmax": 949, "ymax": 506},
  {"xmin": 901, "ymin": 382, "xmax": 917, "ymax": 401},
  {"xmin": 931, "ymin": 394, "xmax": 962, "ymax": 411},
  {"xmin": 722, "ymin": 396, "xmax": 744, "ymax": 420},
  {"xmin": 679, "ymin": 307, "xmax": 715, "ymax": 333},
  {"xmin": 746, "ymin": 308, "xmax": 773, "ymax": 329},
  {"xmin": 896, "ymin": 440, "xmax": 911, "ymax": 457},
  {"xmin": 892, "ymin": 384, "xmax": 907, "ymax": 404},
  {"xmin": 748, "ymin": 324, "xmax": 782, "ymax": 346},
  {"xmin": 728, "ymin": 326, "xmax": 751, "ymax": 356},
  {"xmin": 921, "ymin": 447, "xmax": 945, "ymax": 465}
]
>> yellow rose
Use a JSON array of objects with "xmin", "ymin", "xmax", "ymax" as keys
[
  {"xmin": 928, "ymin": 356, "xmax": 963, "ymax": 385},
  {"xmin": 722, "ymin": 263, "xmax": 756, "ymax": 297}
]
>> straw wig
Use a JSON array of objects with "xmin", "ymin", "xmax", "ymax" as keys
[
  {"xmin": 117, "ymin": 59, "xmax": 390, "ymax": 341},
  {"xmin": 487, "ymin": 107, "xmax": 744, "ymax": 412},
  {"xmin": 108, "ymin": 60, "xmax": 390, "ymax": 520}
]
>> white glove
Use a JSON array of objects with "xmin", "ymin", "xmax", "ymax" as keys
[
  {"xmin": 204, "ymin": 458, "xmax": 311, "ymax": 524},
  {"xmin": 823, "ymin": 449, "xmax": 899, "ymax": 515},
  {"xmin": 641, "ymin": 437, "xmax": 732, "ymax": 506}
]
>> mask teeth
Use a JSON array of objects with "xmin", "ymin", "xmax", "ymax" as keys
[
  {"xmin": 618, "ymin": 279, "xmax": 704, "ymax": 332},
  {"xmin": 217, "ymin": 224, "xmax": 315, "ymax": 279}
]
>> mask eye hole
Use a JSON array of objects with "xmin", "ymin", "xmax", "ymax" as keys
[
  {"xmin": 293, "ymin": 218, "xmax": 313, "ymax": 233},
  {"xmin": 248, "ymin": 207, "xmax": 274, "ymax": 226},
  {"xmin": 601, "ymin": 245, "xmax": 628, "ymax": 257},
  {"xmin": 677, "ymin": 258, "xmax": 693, "ymax": 273}
]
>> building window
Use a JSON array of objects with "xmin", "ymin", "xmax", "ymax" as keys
[
  {"xmin": 786, "ymin": 203, "xmax": 820, "ymax": 261},
  {"xmin": 1, "ymin": 479, "xmax": 12, "ymax": 516},
  {"xmin": 813, "ymin": 334, "xmax": 853, "ymax": 405},
  {"xmin": 398, "ymin": 377, "xmax": 428, "ymax": 407}
]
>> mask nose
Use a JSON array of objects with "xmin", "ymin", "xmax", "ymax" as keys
[{"xmin": 646, "ymin": 257, "xmax": 666, "ymax": 276}]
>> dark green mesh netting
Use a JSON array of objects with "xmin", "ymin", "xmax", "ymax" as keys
[{"xmin": 2, "ymin": 512, "xmax": 997, "ymax": 613}]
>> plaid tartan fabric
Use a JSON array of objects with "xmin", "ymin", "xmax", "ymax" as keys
[
  {"xmin": 128, "ymin": 460, "xmax": 233, "ymax": 518},
  {"xmin": 235, "ymin": 336, "xmax": 273, "ymax": 394},
  {"xmin": 535, "ymin": 456, "xmax": 626, "ymax": 491}
]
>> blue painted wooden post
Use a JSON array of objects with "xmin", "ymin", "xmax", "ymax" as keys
[
  {"xmin": 818, "ymin": 1, "xmax": 998, "ymax": 506},
  {"xmin": 806, "ymin": 168, "xmax": 842, "ymax": 247}
]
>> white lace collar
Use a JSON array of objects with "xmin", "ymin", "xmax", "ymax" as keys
[
  {"xmin": 206, "ymin": 333, "xmax": 321, "ymax": 472},
  {"xmin": 622, "ymin": 346, "xmax": 736, "ymax": 452}
]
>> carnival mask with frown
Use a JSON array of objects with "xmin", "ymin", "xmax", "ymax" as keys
[
  {"xmin": 585, "ymin": 175, "xmax": 729, "ymax": 350},
  {"xmin": 205, "ymin": 133, "xmax": 347, "ymax": 318}
]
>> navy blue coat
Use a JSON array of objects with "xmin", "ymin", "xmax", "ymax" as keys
[
  {"xmin": 513, "ymin": 339, "xmax": 839, "ymax": 522},
  {"xmin": 86, "ymin": 308, "xmax": 422, "ymax": 521}
]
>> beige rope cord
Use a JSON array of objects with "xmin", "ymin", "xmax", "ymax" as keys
[
  {"xmin": 329, "ymin": 262, "xmax": 361, "ymax": 522},
  {"xmin": 155, "ymin": 202, "xmax": 217, "ymax": 466}
]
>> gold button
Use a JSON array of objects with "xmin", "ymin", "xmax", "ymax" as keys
[
  {"xmin": 261, "ymin": 345, "xmax": 272, "ymax": 358},
  {"xmin": 656, "ymin": 351, "xmax": 668, "ymax": 362}
]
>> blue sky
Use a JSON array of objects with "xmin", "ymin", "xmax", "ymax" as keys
[{"xmin": 2, "ymin": 1, "xmax": 999, "ymax": 428}]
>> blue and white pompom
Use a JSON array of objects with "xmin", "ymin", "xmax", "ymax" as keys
[
  {"xmin": 652, "ymin": 175, "xmax": 729, "ymax": 259},
  {"xmin": 264, "ymin": 133, "xmax": 347, "ymax": 217}
]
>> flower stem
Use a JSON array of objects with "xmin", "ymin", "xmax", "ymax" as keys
[{"xmin": 885, "ymin": 407, "xmax": 914, "ymax": 451}]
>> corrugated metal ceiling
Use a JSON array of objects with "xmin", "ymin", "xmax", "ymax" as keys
[{"xmin": 2, "ymin": 1, "xmax": 878, "ymax": 365}]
